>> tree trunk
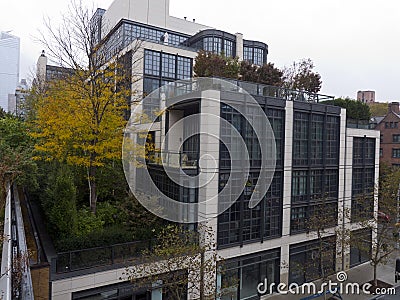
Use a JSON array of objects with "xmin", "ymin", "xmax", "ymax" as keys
[
  {"xmin": 88, "ymin": 165, "xmax": 97, "ymax": 214},
  {"xmin": 373, "ymin": 265, "xmax": 378, "ymax": 287},
  {"xmin": 200, "ymin": 251, "xmax": 205, "ymax": 300}
]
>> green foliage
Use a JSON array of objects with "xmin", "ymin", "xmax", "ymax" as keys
[
  {"xmin": 55, "ymin": 224, "xmax": 134, "ymax": 252},
  {"xmin": 0, "ymin": 116, "xmax": 36, "ymax": 208},
  {"xmin": 119, "ymin": 194, "xmax": 164, "ymax": 240},
  {"xmin": 369, "ymin": 102, "xmax": 388, "ymax": 117},
  {"xmin": 96, "ymin": 201, "xmax": 120, "ymax": 226},
  {"xmin": 47, "ymin": 171, "xmax": 78, "ymax": 238},
  {"xmin": 194, "ymin": 50, "xmax": 240, "ymax": 79},
  {"xmin": 0, "ymin": 107, "xmax": 7, "ymax": 119},
  {"xmin": 322, "ymin": 97, "xmax": 371, "ymax": 120},
  {"xmin": 76, "ymin": 207, "xmax": 105, "ymax": 236},
  {"xmin": 96, "ymin": 160, "xmax": 129, "ymax": 203},
  {"xmin": 39, "ymin": 165, "xmax": 78, "ymax": 238},
  {"xmin": 240, "ymin": 61, "xmax": 283, "ymax": 86},
  {"xmin": 282, "ymin": 58, "xmax": 322, "ymax": 93},
  {"xmin": 124, "ymin": 224, "xmax": 220, "ymax": 299}
]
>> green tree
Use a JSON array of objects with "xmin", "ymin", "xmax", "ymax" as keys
[
  {"xmin": 45, "ymin": 167, "xmax": 78, "ymax": 238},
  {"xmin": 0, "ymin": 116, "xmax": 36, "ymax": 209},
  {"xmin": 239, "ymin": 61, "xmax": 283, "ymax": 86},
  {"xmin": 282, "ymin": 58, "xmax": 322, "ymax": 93},
  {"xmin": 194, "ymin": 50, "xmax": 240, "ymax": 79},
  {"xmin": 123, "ymin": 224, "xmax": 221, "ymax": 299},
  {"xmin": 32, "ymin": 1, "xmax": 139, "ymax": 213},
  {"xmin": 369, "ymin": 102, "xmax": 388, "ymax": 117},
  {"xmin": 322, "ymin": 97, "xmax": 371, "ymax": 120},
  {"xmin": 352, "ymin": 166, "xmax": 400, "ymax": 287}
]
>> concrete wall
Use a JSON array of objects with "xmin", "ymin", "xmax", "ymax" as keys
[{"xmin": 101, "ymin": 0, "xmax": 211, "ymax": 38}]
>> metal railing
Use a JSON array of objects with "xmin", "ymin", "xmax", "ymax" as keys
[
  {"xmin": 157, "ymin": 77, "xmax": 334, "ymax": 103},
  {"xmin": 52, "ymin": 239, "xmax": 155, "ymax": 274},
  {"xmin": 148, "ymin": 150, "xmax": 198, "ymax": 169}
]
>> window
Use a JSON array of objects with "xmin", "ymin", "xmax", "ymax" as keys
[
  {"xmin": 144, "ymin": 50, "xmax": 160, "ymax": 76},
  {"xmin": 143, "ymin": 50, "xmax": 193, "ymax": 96},
  {"xmin": 289, "ymin": 237, "xmax": 336, "ymax": 285},
  {"xmin": 393, "ymin": 135, "xmax": 400, "ymax": 143},
  {"xmin": 293, "ymin": 112, "xmax": 339, "ymax": 166},
  {"xmin": 311, "ymin": 114, "xmax": 324, "ymax": 165},
  {"xmin": 291, "ymin": 168, "xmax": 338, "ymax": 233},
  {"xmin": 353, "ymin": 137, "xmax": 375, "ymax": 165},
  {"xmin": 350, "ymin": 229, "xmax": 372, "ymax": 267},
  {"xmin": 352, "ymin": 138, "xmax": 376, "ymax": 221},
  {"xmin": 266, "ymin": 109, "xmax": 284, "ymax": 166},
  {"xmin": 253, "ymin": 48, "xmax": 264, "ymax": 65},
  {"xmin": 293, "ymin": 112, "xmax": 309, "ymax": 166},
  {"xmin": 161, "ymin": 53, "xmax": 176, "ymax": 78},
  {"xmin": 224, "ymin": 39, "xmax": 234, "ymax": 57},
  {"xmin": 380, "ymin": 134, "xmax": 383, "ymax": 143},
  {"xmin": 203, "ymin": 36, "xmax": 222, "ymax": 54},
  {"xmin": 387, "ymin": 121, "xmax": 399, "ymax": 128},
  {"xmin": 393, "ymin": 148, "xmax": 400, "ymax": 158},
  {"xmin": 380, "ymin": 148, "xmax": 383, "ymax": 157},
  {"xmin": 218, "ymin": 249, "xmax": 280, "ymax": 299},
  {"xmin": 243, "ymin": 46, "xmax": 252, "ymax": 62},
  {"xmin": 177, "ymin": 56, "xmax": 191, "ymax": 79},
  {"xmin": 243, "ymin": 46, "xmax": 265, "ymax": 65}
]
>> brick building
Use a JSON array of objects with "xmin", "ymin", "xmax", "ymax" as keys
[
  {"xmin": 357, "ymin": 90, "xmax": 375, "ymax": 104},
  {"xmin": 375, "ymin": 102, "xmax": 400, "ymax": 166}
]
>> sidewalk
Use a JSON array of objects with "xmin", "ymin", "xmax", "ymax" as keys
[{"xmin": 266, "ymin": 250, "xmax": 400, "ymax": 300}]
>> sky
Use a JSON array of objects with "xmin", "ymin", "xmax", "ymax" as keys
[{"xmin": 1, "ymin": 0, "xmax": 400, "ymax": 102}]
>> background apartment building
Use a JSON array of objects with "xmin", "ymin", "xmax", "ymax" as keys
[
  {"xmin": 373, "ymin": 102, "xmax": 400, "ymax": 166},
  {"xmin": 38, "ymin": 0, "xmax": 379, "ymax": 299},
  {"xmin": 357, "ymin": 90, "xmax": 375, "ymax": 104}
]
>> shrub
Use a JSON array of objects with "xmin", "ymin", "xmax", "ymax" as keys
[{"xmin": 55, "ymin": 224, "xmax": 134, "ymax": 252}]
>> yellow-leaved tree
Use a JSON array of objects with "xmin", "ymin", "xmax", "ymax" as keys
[{"xmin": 31, "ymin": 0, "xmax": 141, "ymax": 213}]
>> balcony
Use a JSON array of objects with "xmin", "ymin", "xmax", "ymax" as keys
[
  {"xmin": 160, "ymin": 77, "xmax": 335, "ymax": 104},
  {"xmin": 147, "ymin": 150, "xmax": 198, "ymax": 169}
]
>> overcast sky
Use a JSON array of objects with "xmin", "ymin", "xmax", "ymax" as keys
[{"xmin": 1, "ymin": 0, "xmax": 399, "ymax": 101}]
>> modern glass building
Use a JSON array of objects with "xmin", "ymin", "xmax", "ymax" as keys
[
  {"xmin": 0, "ymin": 31, "xmax": 20, "ymax": 112},
  {"xmin": 47, "ymin": 1, "xmax": 380, "ymax": 299}
]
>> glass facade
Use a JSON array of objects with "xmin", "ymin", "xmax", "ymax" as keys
[
  {"xmin": 291, "ymin": 111, "xmax": 340, "ymax": 234},
  {"xmin": 351, "ymin": 137, "xmax": 376, "ymax": 221},
  {"xmin": 98, "ymin": 20, "xmax": 191, "ymax": 61},
  {"xmin": 293, "ymin": 112, "xmax": 339, "ymax": 166},
  {"xmin": 350, "ymin": 229, "xmax": 372, "ymax": 267},
  {"xmin": 218, "ymin": 249, "xmax": 280, "ymax": 300},
  {"xmin": 243, "ymin": 46, "xmax": 266, "ymax": 65},
  {"xmin": 289, "ymin": 237, "xmax": 336, "ymax": 285},
  {"xmin": 217, "ymin": 104, "xmax": 284, "ymax": 247},
  {"xmin": 143, "ymin": 49, "xmax": 192, "ymax": 117},
  {"xmin": 187, "ymin": 31, "xmax": 236, "ymax": 57}
]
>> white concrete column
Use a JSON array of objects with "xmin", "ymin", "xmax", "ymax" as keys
[
  {"xmin": 282, "ymin": 101, "xmax": 293, "ymax": 238},
  {"xmin": 280, "ymin": 100, "xmax": 293, "ymax": 285},
  {"xmin": 235, "ymin": 33, "xmax": 244, "ymax": 61},
  {"xmin": 337, "ymin": 108, "xmax": 349, "ymax": 272}
]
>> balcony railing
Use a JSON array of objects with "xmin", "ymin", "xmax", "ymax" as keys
[
  {"xmin": 147, "ymin": 150, "xmax": 198, "ymax": 169},
  {"xmin": 158, "ymin": 77, "xmax": 334, "ymax": 103},
  {"xmin": 52, "ymin": 240, "xmax": 155, "ymax": 274}
]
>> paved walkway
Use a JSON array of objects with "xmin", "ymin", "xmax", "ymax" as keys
[{"xmin": 266, "ymin": 250, "xmax": 400, "ymax": 300}]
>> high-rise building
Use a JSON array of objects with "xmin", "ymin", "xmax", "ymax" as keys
[
  {"xmin": 0, "ymin": 31, "xmax": 20, "ymax": 111},
  {"xmin": 357, "ymin": 90, "xmax": 375, "ymax": 104},
  {"xmin": 8, "ymin": 79, "xmax": 28, "ymax": 117}
]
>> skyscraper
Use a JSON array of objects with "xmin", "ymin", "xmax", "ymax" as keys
[{"xmin": 0, "ymin": 31, "xmax": 20, "ymax": 111}]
